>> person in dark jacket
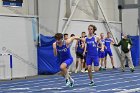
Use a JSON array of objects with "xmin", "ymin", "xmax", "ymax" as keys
[{"xmin": 114, "ymin": 33, "xmax": 135, "ymax": 72}]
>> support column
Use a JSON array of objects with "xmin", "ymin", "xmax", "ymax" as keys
[
  {"xmin": 118, "ymin": 0, "xmax": 125, "ymax": 34},
  {"xmin": 34, "ymin": 0, "xmax": 39, "ymax": 46}
]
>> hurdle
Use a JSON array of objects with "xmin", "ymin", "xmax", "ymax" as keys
[{"xmin": 0, "ymin": 53, "xmax": 13, "ymax": 80}]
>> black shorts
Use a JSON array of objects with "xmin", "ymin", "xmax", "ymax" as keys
[{"xmin": 76, "ymin": 52, "xmax": 84, "ymax": 59}]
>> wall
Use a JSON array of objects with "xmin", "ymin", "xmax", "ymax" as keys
[
  {"xmin": 98, "ymin": 0, "xmax": 119, "ymax": 21},
  {"xmin": 38, "ymin": 0, "xmax": 60, "ymax": 36},
  {"xmin": 64, "ymin": 0, "xmax": 119, "ymax": 21},
  {"xmin": 58, "ymin": 0, "xmax": 120, "ymax": 33},
  {"xmin": 0, "ymin": 15, "xmax": 37, "ymax": 79},
  {"xmin": 122, "ymin": 9, "xmax": 138, "ymax": 35}
]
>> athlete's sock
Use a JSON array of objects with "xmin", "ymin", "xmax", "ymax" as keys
[
  {"xmin": 69, "ymin": 75, "xmax": 74, "ymax": 83},
  {"xmin": 65, "ymin": 72, "xmax": 69, "ymax": 80}
]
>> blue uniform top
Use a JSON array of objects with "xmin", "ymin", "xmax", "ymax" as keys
[
  {"xmin": 86, "ymin": 36, "xmax": 98, "ymax": 56},
  {"xmin": 98, "ymin": 39, "xmax": 105, "ymax": 51},
  {"xmin": 56, "ymin": 41, "xmax": 72, "ymax": 62},
  {"xmin": 105, "ymin": 38, "xmax": 112, "ymax": 51},
  {"xmin": 76, "ymin": 40, "xmax": 84, "ymax": 53}
]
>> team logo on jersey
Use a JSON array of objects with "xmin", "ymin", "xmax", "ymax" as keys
[
  {"xmin": 105, "ymin": 40, "xmax": 111, "ymax": 42},
  {"xmin": 58, "ymin": 48, "xmax": 67, "ymax": 52},
  {"xmin": 87, "ymin": 41, "xmax": 96, "ymax": 47}
]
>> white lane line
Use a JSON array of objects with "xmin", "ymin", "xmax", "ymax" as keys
[
  {"xmin": 116, "ymin": 88, "xmax": 140, "ymax": 93},
  {"xmin": 97, "ymin": 84, "xmax": 140, "ymax": 93},
  {"xmin": 8, "ymin": 87, "xmax": 30, "ymax": 90},
  {"xmin": 41, "ymin": 87, "xmax": 63, "ymax": 90},
  {"xmin": 58, "ymin": 87, "xmax": 96, "ymax": 92}
]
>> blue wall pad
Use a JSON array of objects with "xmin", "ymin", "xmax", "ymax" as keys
[{"xmin": 38, "ymin": 34, "xmax": 61, "ymax": 75}]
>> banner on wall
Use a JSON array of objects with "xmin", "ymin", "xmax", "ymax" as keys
[{"xmin": 2, "ymin": 0, "xmax": 23, "ymax": 7}]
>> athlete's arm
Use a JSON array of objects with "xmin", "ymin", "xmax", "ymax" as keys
[
  {"xmin": 113, "ymin": 40, "xmax": 121, "ymax": 47},
  {"xmin": 83, "ymin": 43, "xmax": 87, "ymax": 56},
  {"xmin": 80, "ymin": 38, "xmax": 85, "ymax": 43},
  {"xmin": 75, "ymin": 40, "xmax": 78, "ymax": 53},
  {"xmin": 53, "ymin": 42, "xmax": 57, "ymax": 56},
  {"xmin": 97, "ymin": 37, "xmax": 104, "ymax": 51},
  {"xmin": 66, "ymin": 36, "xmax": 83, "ymax": 45},
  {"xmin": 111, "ymin": 38, "xmax": 115, "ymax": 45},
  {"xmin": 81, "ymin": 41, "xmax": 85, "ymax": 49},
  {"xmin": 98, "ymin": 38, "xmax": 102, "ymax": 48}
]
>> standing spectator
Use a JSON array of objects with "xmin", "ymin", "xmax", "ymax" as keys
[{"xmin": 113, "ymin": 34, "xmax": 135, "ymax": 72}]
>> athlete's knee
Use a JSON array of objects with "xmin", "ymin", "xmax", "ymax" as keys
[
  {"xmin": 60, "ymin": 63, "xmax": 67, "ymax": 70},
  {"xmin": 60, "ymin": 66, "xmax": 65, "ymax": 70},
  {"xmin": 110, "ymin": 56, "xmax": 113, "ymax": 60},
  {"xmin": 76, "ymin": 58, "xmax": 79, "ymax": 62},
  {"xmin": 88, "ymin": 66, "xmax": 92, "ymax": 72},
  {"xmin": 94, "ymin": 67, "xmax": 99, "ymax": 72},
  {"xmin": 127, "ymin": 57, "xmax": 132, "ymax": 61},
  {"xmin": 81, "ymin": 60, "xmax": 84, "ymax": 63}
]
